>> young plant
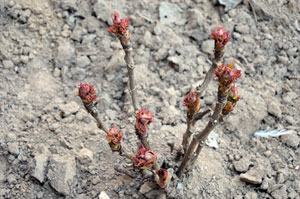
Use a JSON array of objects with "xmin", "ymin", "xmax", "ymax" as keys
[{"xmin": 77, "ymin": 12, "xmax": 241, "ymax": 196}]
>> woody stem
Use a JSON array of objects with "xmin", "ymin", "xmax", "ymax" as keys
[
  {"xmin": 177, "ymin": 90, "xmax": 227, "ymax": 178},
  {"xmin": 196, "ymin": 48, "xmax": 224, "ymax": 97},
  {"xmin": 120, "ymin": 38, "xmax": 139, "ymax": 112}
]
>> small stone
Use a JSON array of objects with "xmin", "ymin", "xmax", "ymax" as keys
[
  {"xmin": 47, "ymin": 155, "xmax": 76, "ymax": 196},
  {"xmin": 240, "ymin": 173, "xmax": 262, "ymax": 185},
  {"xmin": 267, "ymin": 101, "xmax": 282, "ymax": 118},
  {"xmin": 235, "ymin": 24, "xmax": 250, "ymax": 34},
  {"xmin": 76, "ymin": 56, "xmax": 90, "ymax": 68},
  {"xmin": 2, "ymin": 60, "xmax": 14, "ymax": 69},
  {"xmin": 280, "ymin": 134, "xmax": 300, "ymax": 148},
  {"xmin": 5, "ymin": 133, "xmax": 17, "ymax": 142},
  {"xmin": 77, "ymin": 148, "xmax": 93, "ymax": 163},
  {"xmin": 139, "ymin": 182, "xmax": 154, "ymax": 194},
  {"xmin": 240, "ymin": 166, "xmax": 263, "ymax": 185},
  {"xmin": 6, "ymin": 174, "xmax": 17, "ymax": 184},
  {"xmin": 31, "ymin": 154, "xmax": 49, "ymax": 183},
  {"xmin": 287, "ymin": 47, "xmax": 297, "ymax": 57},
  {"xmin": 233, "ymin": 158, "xmax": 250, "ymax": 172},
  {"xmin": 245, "ymin": 191, "xmax": 258, "ymax": 199},
  {"xmin": 7, "ymin": 142, "xmax": 19, "ymax": 156},
  {"xmin": 55, "ymin": 40, "xmax": 75, "ymax": 68},
  {"xmin": 60, "ymin": 0, "xmax": 77, "ymax": 11},
  {"xmin": 264, "ymin": 150, "xmax": 272, "ymax": 157},
  {"xmin": 201, "ymin": 40, "xmax": 214, "ymax": 55},
  {"xmin": 285, "ymin": 116, "xmax": 296, "ymax": 125},
  {"xmin": 60, "ymin": 101, "xmax": 80, "ymax": 117},
  {"xmin": 53, "ymin": 67, "xmax": 61, "ymax": 78},
  {"xmin": 282, "ymin": 91, "xmax": 297, "ymax": 104},
  {"xmin": 99, "ymin": 191, "xmax": 110, "ymax": 199},
  {"xmin": 278, "ymin": 56, "xmax": 289, "ymax": 64},
  {"xmin": 260, "ymin": 177, "xmax": 271, "ymax": 190},
  {"xmin": 159, "ymin": 2, "xmax": 183, "ymax": 25},
  {"xmin": 177, "ymin": 183, "xmax": 183, "ymax": 190},
  {"xmin": 20, "ymin": 55, "xmax": 29, "ymax": 64}
]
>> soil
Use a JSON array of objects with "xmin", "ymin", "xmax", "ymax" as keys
[{"xmin": 0, "ymin": 0, "xmax": 300, "ymax": 199}]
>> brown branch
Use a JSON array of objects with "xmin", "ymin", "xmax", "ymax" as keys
[
  {"xmin": 181, "ymin": 108, "xmax": 212, "ymax": 154},
  {"xmin": 120, "ymin": 38, "xmax": 139, "ymax": 112},
  {"xmin": 194, "ymin": 108, "xmax": 212, "ymax": 122},
  {"xmin": 177, "ymin": 91, "xmax": 227, "ymax": 178},
  {"xmin": 196, "ymin": 49, "xmax": 224, "ymax": 97}
]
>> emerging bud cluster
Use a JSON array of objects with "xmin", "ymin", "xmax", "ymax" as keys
[
  {"xmin": 209, "ymin": 25, "xmax": 231, "ymax": 52},
  {"xmin": 132, "ymin": 145, "xmax": 157, "ymax": 169},
  {"xmin": 78, "ymin": 83, "xmax": 97, "ymax": 105},
  {"xmin": 157, "ymin": 169, "xmax": 170, "ymax": 188},
  {"xmin": 107, "ymin": 12, "xmax": 130, "ymax": 41},
  {"xmin": 222, "ymin": 85, "xmax": 240, "ymax": 115},
  {"xmin": 214, "ymin": 60, "xmax": 241, "ymax": 95},
  {"xmin": 106, "ymin": 124, "xmax": 123, "ymax": 151},
  {"xmin": 135, "ymin": 108, "xmax": 154, "ymax": 135},
  {"xmin": 183, "ymin": 90, "xmax": 200, "ymax": 120}
]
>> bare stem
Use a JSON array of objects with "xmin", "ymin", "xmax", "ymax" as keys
[
  {"xmin": 120, "ymin": 38, "xmax": 138, "ymax": 112},
  {"xmin": 182, "ymin": 121, "xmax": 193, "ymax": 153},
  {"xmin": 196, "ymin": 49, "xmax": 224, "ymax": 97},
  {"xmin": 194, "ymin": 108, "xmax": 212, "ymax": 122},
  {"xmin": 177, "ymin": 91, "xmax": 227, "ymax": 178}
]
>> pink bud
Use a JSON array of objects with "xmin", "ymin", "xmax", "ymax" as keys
[
  {"xmin": 132, "ymin": 145, "xmax": 157, "ymax": 169},
  {"xmin": 106, "ymin": 124, "xmax": 123, "ymax": 151},
  {"xmin": 157, "ymin": 169, "xmax": 170, "ymax": 188},
  {"xmin": 209, "ymin": 25, "xmax": 231, "ymax": 50},
  {"xmin": 78, "ymin": 83, "xmax": 97, "ymax": 105},
  {"xmin": 107, "ymin": 12, "xmax": 130, "ymax": 39},
  {"xmin": 135, "ymin": 108, "xmax": 154, "ymax": 135}
]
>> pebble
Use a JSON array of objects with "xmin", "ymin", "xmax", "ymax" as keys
[
  {"xmin": 201, "ymin": 40, "xmax": 214, "ymax": 55},
  {"xmin": 139, "ymin": 182, "xmax": 154, "ymax": 194},
  {"xmin": 240, "ymin": 173, "xmax": 262, "ymax": 185},
  {"xmin": 7, "ymin": 142, "xmax": 19, "ymax": 156},
  {"xmin": 6, "ymin": 174, "xmax": 17, "ymax": 184},
  {"xmin": 267, "ymin": 101, "xmax": 282, "ymax": 118},
  {"xmin": 31, "ymin": 153, "xmax": 49, "ymax": 183},
  {"xmin": 53, "ymin": 67, "xmax": 61, "ymax": 77},
  {"xmin": 99, "ymin": 191, "xmax": 110, "ymax": 199},
  {"xmin": 5, "ymin": 133, "xmax": 17, "ymax": 142},
  {"xmin": 278, "ymin": 56, "xmax": 289, "ymax": 64},
  {"xmin": 235, "ymin": 24, "xmax": 250, "ymax": 34},
  {"xmin": 60, "ymin": 101, "xmax": 80, "ymax": 117},
  {"xmin": 280, "ymin": 134, "xmax": 300, "ymax": 148},
  {"xmin": 20, "ymin": 55, "xmax": 29, "ymax": 64},
  {"xmin": 47, "ymin": 155, "xmax": 76, "ymax": 196},
  {"xmin": 76, "ymin": 56, "xmax": 91, "ymax": 68},
  {"xmin": 159, "ymin": 2, "xmax": 182, "ymax": 25},
  {"xmin": 2, "ymin": 60, "xmax": 14, "ymax": 69},
  {"xmin": 77, "ymin": 148, "xmax": 93, "ymax": 163},
  {"xmin": 233, "ymin": 158, "xmax": 250, "ymax": 172}
]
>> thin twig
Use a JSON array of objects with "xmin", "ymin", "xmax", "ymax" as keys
[
  {"xmin": 114, "ymin": 165, "xmax": 136, "ymax": 178},
  {"xmin": 194, "ymin": 108, "xmax": 212, "ymax": 122},
  {"xmin": 196, "ymin": 58, "xmax": 222, "ymax": 97},
  {"xmin": 249, "ymin": 0, "xmax": 258, "ymax": 24}
]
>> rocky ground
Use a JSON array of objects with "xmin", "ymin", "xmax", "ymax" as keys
[{"xmin": 0, "ymin": 0, "xmax": 299, "ymax": 198}]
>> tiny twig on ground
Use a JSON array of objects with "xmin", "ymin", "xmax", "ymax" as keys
[{"xmin": 114, "ymin": 165, "xmax": 136, "ymax": 178}]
